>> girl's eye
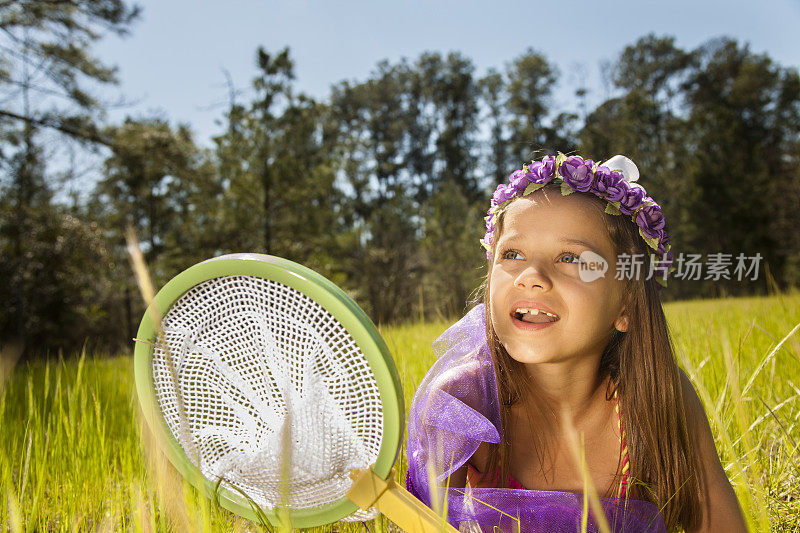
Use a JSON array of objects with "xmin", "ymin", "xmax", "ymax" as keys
[
  {"xmin": 501, "ymin": 249, "xmax": 522, "ymax": 260},
  {"xmin": 558, "ymin": 252, "xmax": 581, "ymax": 264}
]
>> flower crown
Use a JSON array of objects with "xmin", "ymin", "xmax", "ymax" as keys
[{"xmin": 481, "ymin": 153, "xmax": 675, "ymax": 287}]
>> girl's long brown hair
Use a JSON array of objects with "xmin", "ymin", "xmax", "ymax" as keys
[{"xmin": 474, "ymin": 183, "xmax": 703, "ymax": 531}]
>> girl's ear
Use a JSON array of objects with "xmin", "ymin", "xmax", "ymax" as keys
[{"xmin": 614, "ymin": 309, "xmax": 630, "ymax": 333}]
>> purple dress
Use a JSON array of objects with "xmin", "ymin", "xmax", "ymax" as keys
[{"xmin": 405, "ymin": 304, "xmax": 668, "ymax": 532}]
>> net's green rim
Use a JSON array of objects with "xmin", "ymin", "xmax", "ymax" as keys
[{"xmin": 134, "ymin": 253, "xmax": 404, "ymax": 529}]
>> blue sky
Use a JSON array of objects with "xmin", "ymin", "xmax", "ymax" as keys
[{"xmin": 95, "ymin": 0, "xmax": 800, "ymax": 148}]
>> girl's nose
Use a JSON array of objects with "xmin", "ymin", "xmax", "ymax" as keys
[{"xmin": 514, "ymin": 264, "xmax": 553, "ymax": 291}]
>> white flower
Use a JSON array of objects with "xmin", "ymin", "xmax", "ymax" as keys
[{"xmin": 601, "ymin": 155, "xmax": 639, "ymax": 183}]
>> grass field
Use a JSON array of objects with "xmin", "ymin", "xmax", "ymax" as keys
[{"xmin": 1, "ymin": 291, "xmax": 799, "ymax": 532}]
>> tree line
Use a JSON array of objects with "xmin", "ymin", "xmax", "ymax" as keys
[{"xmin": 1, "ymin": 1, "xmax": 799, "ymax": 357}]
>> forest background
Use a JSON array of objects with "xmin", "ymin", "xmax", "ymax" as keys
[{"xmin": 1, "ymin": 0, "xmax": 800, "ymax": 358}]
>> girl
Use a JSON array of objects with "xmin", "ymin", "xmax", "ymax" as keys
[{"xmin": 406, "ymin": 154, "xmax": 748, "ymax": 532}]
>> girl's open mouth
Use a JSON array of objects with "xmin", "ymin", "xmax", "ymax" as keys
[{"xmin": 510, "ymin": 311, "xmax": 559, "ymax": 330}]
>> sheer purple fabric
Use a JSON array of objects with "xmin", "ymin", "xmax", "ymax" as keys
[{"xmin": 405, "ymin": 304, "xmax": 667, "ymax": 532}]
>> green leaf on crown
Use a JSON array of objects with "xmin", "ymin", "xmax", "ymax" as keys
[
  {"xmin": 655, "ymin": 276, "xmax": 668, "ymax": 288},
  {"xmin": 604, "ymin": 202, "xmax": 621, "ymax": 215},
  {"xmin": 523, "ymin": 182, "xmax": 547, "ymax": 196},
  {"xmin": 560, "ymin": 183, "xmax": 574, "ymax": 196},
  {"xmin": 638, "ymin": 227, "xmax": 660, "ymax": 250},
  {"xmin": 639, "ymin": 198, "xmax": 658, "ymax": 209}
]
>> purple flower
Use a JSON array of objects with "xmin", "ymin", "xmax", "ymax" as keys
[
  {"xmin": 483, "ymin": 228, "xmax": 495, "ymax": 258},
  {"xmin": 592, "ymin": 167, "xmax": 626, "ymax": 203},
  {"xmin": 559, "ymin": 155, "xmax": 595, "ymax": 192},
  {"xmin": 492, "ymin": 183, "xmax": 517, "ymax": 206},
  {"xmin": 635, "ymin": 200, "xmax": 666, "ymax": 239},
  {"xmin": 619, "ymin": 182, "xmax": 646, "ymax": 215},
  {"xmin": 524, "ymin": 159, "xmax": 556, "ymax": 185},
  {"xmin": 523, "ymin": 161, "xmax": 542, "ymax": 183},
  {"xmin": 508, "ymin": 169, "xmax": 528, "ymax": 193},
  {"xmin": 656, "ymin": 231, "xmax": 671, "ymax": 255},
  {"xmin": 539, "ymin": 156, "xmax": 556, "ymax": 181}
]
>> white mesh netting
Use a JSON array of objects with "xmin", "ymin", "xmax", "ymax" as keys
[{"xmin": 152, "ymin": 275, "xmax": 383, "ymax": 520}]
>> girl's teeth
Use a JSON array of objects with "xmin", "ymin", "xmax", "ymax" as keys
[{"xmin": 514, "ymin": 307, "xmax": 557, "ymax": 318}]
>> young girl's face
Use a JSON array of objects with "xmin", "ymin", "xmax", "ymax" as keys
[{"xmin": 489, "ymin": 190, "xmax": 630, "ymax": 366}]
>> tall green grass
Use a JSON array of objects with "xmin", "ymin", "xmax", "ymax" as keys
[{"xmin": 1, "ymin": 291, "xmax": 798, "ymax": 531}]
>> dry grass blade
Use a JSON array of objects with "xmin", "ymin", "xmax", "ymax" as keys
[
  {"xmin": 137, "ymin": 413, "xmax": 194, "ymax": 530},
  {"xmin": 125, "ymin": 224, "xmax": 157, "ymax": 309},
  {"xmin": 742, "ymin": 320, "xmax": 800, "ymax": 398},
  {"xmin": 563, "ymin": 414, "xmax": 611, "ymax": 533},
  {"xmin": 126, "ymin": 224, "xmax": 196, "ymax": 530},
  {"xmin": 731, "ymin": 394, "xmax": 800, "ymax": 449}
]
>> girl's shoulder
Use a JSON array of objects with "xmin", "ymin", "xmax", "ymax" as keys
[
  {"xmin": 422, "ymin": 348, "xmax": 495, "ymax": 410},
  {"xmin": 677, "ymin": 367, "xmax": 709, "ymax": 439}
]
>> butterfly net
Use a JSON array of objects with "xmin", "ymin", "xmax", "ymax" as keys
[
  {"xmin": 406, "ymin": 303, "xmax": 668, "ymax": 532},
  {"xmin": 151, "ymin": 274, "xmax": 382, "ymax": 521}
]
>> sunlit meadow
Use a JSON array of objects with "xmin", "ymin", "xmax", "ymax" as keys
[{"xmin": 1, "ymin": 291, "xmax": 798, "ymax": 532}]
